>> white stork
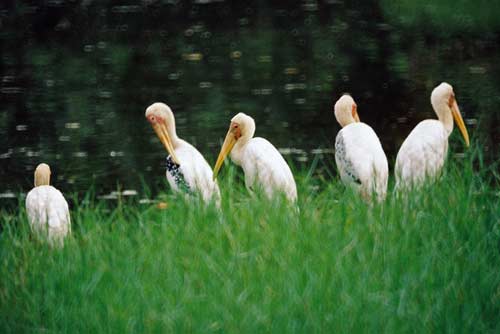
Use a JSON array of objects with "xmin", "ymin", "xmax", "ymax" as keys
[
  {"xmin": 145, "ymin": 103, "xmax": 220, "ymax": 204},
  {"xmin": 395, "ymin": 82, "xmax": 470, "ymax": 188},
  {"xmin": 25, "ymin": 163, "xmax": 71, "ymax": 246},
  {"xmin": 334, "ymin": 94, "xmax": 389, "ymax": 202},
  {"xmin": 212, "ymin": 112, "xmax": 297, "ymax": 201}
]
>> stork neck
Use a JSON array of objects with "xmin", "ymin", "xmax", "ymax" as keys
[
  {"xmin": 230, "ymin": 138, "xmax": 249, "ymax": 165},
  {"xmin": 435, "ymin": 105, "xmax": 453, "ymax": 136},
  {"xmin": 341, "ymin": 119, "xmax": 355, "ymax": 127},
  {"xmin": 337, "ymin": 113, "xmax": 356, "ymax": 127},
  {"xmin": 166, "ymin": 122, "xmax": 181, "ymax": 148},
  {"xmin": 34, "ymin": 173, "xmax": 50, "ymax": 187},
  {"xmin": 229, "ymin": 119, "xmax": 254, "ymax": 165}
]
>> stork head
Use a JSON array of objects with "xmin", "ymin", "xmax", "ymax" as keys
[
  {"xmin": 145, "ymin": 102, "xmax": 180, "ymax": 164},
  {"xmin": 334, "ymin": 94, "xmax": 360, "ymax": 127},
  {"xmin": 213, "ymin": 113, "xmax": 256, "ymax": 180},
  {"xmin": 431, "ymin": 82, "xmax": 470, "ymax": 147},
  {"xmin": 34, "ymin": 163, "xmax": 51, "ymax": 187}
]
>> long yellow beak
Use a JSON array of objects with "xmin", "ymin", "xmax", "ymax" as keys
[
  {"xmin": 213, "ymin": 130, "xmax": 237, "ymax": 180},
  {"xmin": 451, "ymin": 100, "xmax": 470, "ymax": 147},
  {"xmin": 152, "ymin": 122, "xmax": 180, "ymax": 164}
]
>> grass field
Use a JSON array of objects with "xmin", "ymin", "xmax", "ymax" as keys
[{"xmin": 1, "ymin": 149, "xmax": 499, "ymax": 333}]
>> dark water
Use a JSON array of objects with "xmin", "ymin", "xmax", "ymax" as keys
[{"xmin": 1, "ymin": 1, "xmax": 499, "ymax": 204}]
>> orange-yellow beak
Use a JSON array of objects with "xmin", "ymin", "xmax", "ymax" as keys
[
  {"xmin": 151, "ymin": 122, "xmax": 180, "ymax": 164},
  {"xmin": 213, "ymin": 129, "xmax": 237, "ymax": 180},
  {"xmin": 450, "ymin": 99, "xmax": 470, "ymax": 147},
  {"xmin": 352, "ymin": 104, "xmax": 360, "ymax": 122}
]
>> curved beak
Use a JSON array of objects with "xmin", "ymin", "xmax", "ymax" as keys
[
  {"xmin": 450, "ymin": 100, "xmax": 470, "ymax": 147},
  {"xmin": 152, "ymin": 122, "xmax": 180, "ymax": 164},
  {"xmin": 213, "ymin": 129, "xmax": 237, "ymax": 180}
]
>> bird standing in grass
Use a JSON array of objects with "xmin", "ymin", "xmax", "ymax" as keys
[
  {"xmin": 212, "ymin": 112, "xmax": 297, "ymax": 202},
  {"xmin": 333, "ymin": 94, "xmax": 389, "ymax": 202},
  {"xmin": 145, "ymin": 102, "xmax": 220, "ymax": 204},
  {"xmin": 25, "ymin": 163, "xmax": 71, "ymax": 245},
  {"xmin": 395, "ymin": 82, "xmax": 470, "ymax": 188}
]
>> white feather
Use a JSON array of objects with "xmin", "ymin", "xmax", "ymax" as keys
[
  {"xmin": 395, "ymin": 119, "xmax": 448, "ymax": 187},
  {"xmin": 146, "ymin": 102, "xmax": 220, "ymax": 205},
  {"xmin": 25, "ymin": 185, "xmax": 71, "ymax": 245},
  {"xmin": 395, "ymin": 82, "xmax": 470, "ymax": 189},
  {"xmin": 230, "ymin": 137, "xmax": 297, "ymax": 201},
  {"xmin": 167, "ymin": 140, "xmax": 221, "ymax": 205},
  {"xmin": 335, "ymin": 122, "xmax": 389, "ymax": 201}
]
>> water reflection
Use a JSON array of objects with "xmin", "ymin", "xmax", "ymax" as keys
[
  {"xmin": 0, "ymin": 1, "xmax": 498, "ymax": 206},
  {"xmin": 98, "ymin": 190, "xmax": 138, "ymax": 200}
]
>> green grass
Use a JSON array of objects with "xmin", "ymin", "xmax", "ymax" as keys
[{"xmin": 1, "ymin": 149, "xmax": 499, "ymax": 333}]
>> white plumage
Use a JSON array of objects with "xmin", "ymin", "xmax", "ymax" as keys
[
  {"xmin": 395, "ymin": 120, "xmax": 448, "ymax": 186},
  {"xmin": 213, "ymin": 113, "xmax": 297, "ymax": 201},
  {"xmin": 146, "ymin": 103, "xmax": 220, "ymax": 204},
  {"xmin": 231, "ymin": 137, "xmax": 297, "ymax": 201},
  {"xmin": 395, "ymin": 82, "xmax": 470, "ymax": 188},
  {"xmin": 25, "ymin": 163, "xmax": 71, "ymax": 245},
  {"xmin": 166, "ymin": 140, "xmax": 221, "ymax": 204},
  {"xmin": 334, "ymin": 95, "xmax": 389, "ymax": 201}
]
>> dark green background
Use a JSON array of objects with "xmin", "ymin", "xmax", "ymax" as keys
[{"xmin": 1, "ymin": 0, "xmax": 499, "ymax": 199}]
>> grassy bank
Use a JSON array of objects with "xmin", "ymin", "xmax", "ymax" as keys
[{"xmin": 1, "ymin": 150, "xmax": 499, "ymax": 333}]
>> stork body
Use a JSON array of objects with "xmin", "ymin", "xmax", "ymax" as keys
[
  {"xmin": 230, "ymin": 137, "xmax": 297, "ymax": 201},
  {"xmin": 395, "ymin": 83, "xmax": 470, "ymax": 188},
  {"xmin": 334, "ymin": 95, "xmax": 388, "ymax": 201},
  {"xmin": 213, "ymin": 113, "xmax": 297, "ymax": 202},
  {"xmin": 146, "ymin": 103, "xmax": 220, "ymax": 204},
  {"xmin": 395, "ymin": 120, "xmax": 448, "ymax": 185},
  {"xmin": 164, "ymin": 140, "xmax": 221, "ymax": 203},
  {"xmin": 25, "ymin": 163, "xmax": 71, "ymax": 245}
]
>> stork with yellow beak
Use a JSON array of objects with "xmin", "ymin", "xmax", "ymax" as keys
[
  {"xmin": 25, "ymin": 163, "xmax": 71, "ymax": 245},
  {"xmin": 145, "ymin": 103, "xmax": 220, "ymax": 204},
  {"xmin": 213, "ymin": 113, "xmax": 297, "ymax": 201},
  {"xmin": 395, "ymin": 82, "xmax": 470, "ymax": 188},
  {"xmin": 334, "ymin": 94, "xmax": 389, "ymax": 202}
]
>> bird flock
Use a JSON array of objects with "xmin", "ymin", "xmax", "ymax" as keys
[{"xmin": 25, "ymin": 82, "xmax": 470, "ymax": 245}]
